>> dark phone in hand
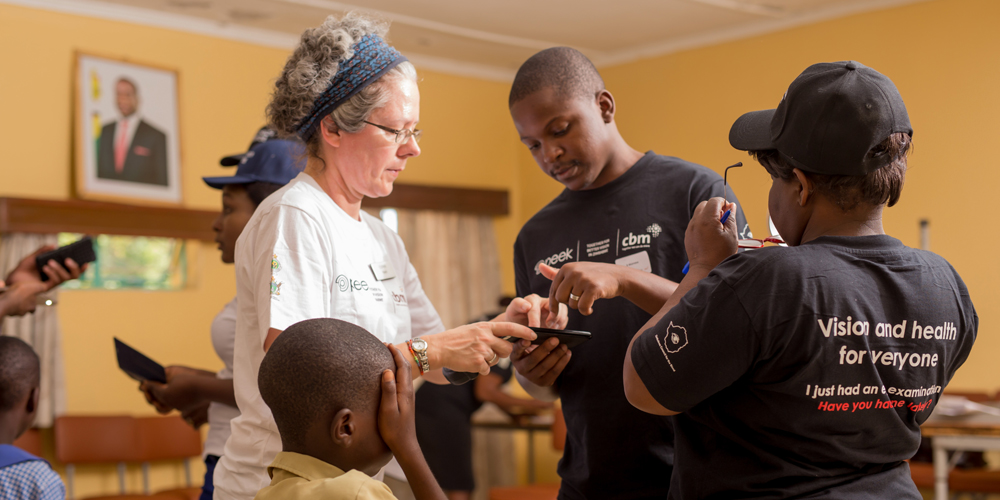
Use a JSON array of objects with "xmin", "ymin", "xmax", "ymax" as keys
[
  {"xmin": 36, "ymin": 237, "xmax": 96, "ymax": 281},
  {"xmin": 505, "ymin": 327, "xmax": 592, "ymax": 349}
]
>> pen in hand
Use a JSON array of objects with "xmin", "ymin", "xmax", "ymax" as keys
[{"xmin": 681, "ymin": 209, "xmax": 731, "ymax": 275}]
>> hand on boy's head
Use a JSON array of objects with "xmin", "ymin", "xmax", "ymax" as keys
[
  {"xmin": 377, "ymin": 343, "xmax": 418, "ymax": 455},
  {"xmin": 684, "ymin": 197, "xmax": 739, "ymax": 274}
]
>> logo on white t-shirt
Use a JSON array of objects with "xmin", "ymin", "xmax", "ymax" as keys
[
  {"xmin": 392, "ymin": 291, "xmax": 408, "ymax": 305},
  {"xmin": 336, "ymin": 274, "xmax": 369, "ymax": 293}
]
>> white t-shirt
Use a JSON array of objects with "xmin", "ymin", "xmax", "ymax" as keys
[
  {"xmin": 213, "ymin": 173, "xmax": 446, "ymax": 500},
  {"xmin": 203, "ymin": 297, "xmax": 240, "ymax": 458}
]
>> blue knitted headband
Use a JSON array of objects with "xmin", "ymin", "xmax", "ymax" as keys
[{"xmin": 295, "ymin": 34, "xmax": 408, "ymax": 141}]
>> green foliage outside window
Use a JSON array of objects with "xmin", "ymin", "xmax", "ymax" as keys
[{"xmin": 57, "ymin": 233, "xmax": 187, "ymax": 290}]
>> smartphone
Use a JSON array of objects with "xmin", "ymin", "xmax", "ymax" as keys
[
  {"xmin": 505, "ymin": 327, "xmax": 592, "ymax": 349},
  {"xmin": 36, "ymin": 237, "xmax": 96, "ymax": 281}
]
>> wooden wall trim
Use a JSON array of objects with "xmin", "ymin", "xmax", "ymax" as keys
[
  {"xmin": 0, "ymin": 197, "xmax": 218, "ymax": 241},
  {"xmin": 363, "ymin": 184, "xmax": 509, "ymax": 215},
  {"xmin": 0, "ymin": 184, "xmax": 509, "ymax": 240}
]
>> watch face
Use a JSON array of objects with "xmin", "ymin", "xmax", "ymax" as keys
[{"xmin": 411, "ymin": 338, "xmax": 427, "ymax": 351}]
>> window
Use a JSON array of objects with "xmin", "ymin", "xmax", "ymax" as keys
[
  {"xmin": 379, "ymin": 208, "xmax": 399, "ymax": 233},
  {"xmin": 57, "ymin": 233, "xmax": 187, "ymax": 290}
]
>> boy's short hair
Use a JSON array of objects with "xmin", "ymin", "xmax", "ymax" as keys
[
  {"xmin": 258, "ymin": 319, "xmax": 393, "ymax": 448},
  {"xmin": 0, "ymin": 337, "xmax": 40, "ymax": 411},
  {"xmin": 509, "ymin": 47, "xmax": 605, "ymax": 108},
  {"xmin": 751, "ymin": 132, "xmax": 912, "ymax": 211}
]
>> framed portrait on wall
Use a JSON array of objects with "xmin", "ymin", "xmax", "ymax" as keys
[{"xmin": 75, "ymin": 53, "xmax": 182, "ymax": 204}]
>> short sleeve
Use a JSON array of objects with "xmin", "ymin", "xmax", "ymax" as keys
[
  {"xmin": 630, "ymin": 271, "xmax": 758, "ymax": 412},
  {"xmin": 403, "ymin": 259, "xmax": 447, "ymax": 336},
  {"xmin": 514, "ymin": 236, "xmax": 530, "ymax": 297},
  {"xmin": 356, "ymin": 478, "xmax": 397, "ymax": 500},
  {"xmin": 251, "ymin": 206, "xmax": 334, "ymax": 340}
]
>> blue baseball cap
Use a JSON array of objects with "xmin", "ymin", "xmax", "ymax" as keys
[
  {"xmin": 219, "ymin": 127, "xmax": 277, "ymax": 166},
  {"xmin": 203, "ymin": 139, "xmax": 305, "ymax": 189}
]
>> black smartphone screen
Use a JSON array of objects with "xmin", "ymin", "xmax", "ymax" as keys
[
  {"xmin": 504, "ymin": 327, "xmax": 592, "ymax": 349},
  {"xmin": 36, "ymin": 237, "xmax": 96, "ymax": 281}
]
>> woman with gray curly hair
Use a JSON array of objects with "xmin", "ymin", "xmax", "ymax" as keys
[{"xmin": 213, "ymin": 14, "xmax": 564, "ymax": 500}]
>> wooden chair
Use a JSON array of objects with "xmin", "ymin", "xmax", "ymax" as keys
[
  {"xmin": 135, "ymin": 416, "xmax": 203, "ymax": 500},
  {"xmin": 12, "ymin": 427, "xmax": 43, "ymax": 456},
  {"xmin": 54, "ymin": 415, "xmax": 200, "ymax": 500},
  {"xmin": 489, "ymin": 408, "xmax": 565, "ymax": 500}
]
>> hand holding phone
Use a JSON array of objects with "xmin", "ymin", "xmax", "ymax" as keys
[
  {"xmin": 35, "ymin": 237, "xmax": 96, "ymax": 282},
  {"xmin": 504, "ymin": 327, "xmax": 592, "ymax": 349}
]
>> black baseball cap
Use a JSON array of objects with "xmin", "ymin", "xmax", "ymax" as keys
[
  {"xmin": 219, "ymin": 127, "xmax": 278, "ymax": 166},
  {"xmin": 729, "ymin": 61, "xmax": 912, "ymax": 176},
  {"xmin": 202, "ymin": 140, "xmax": 304, "ymax": 189}
]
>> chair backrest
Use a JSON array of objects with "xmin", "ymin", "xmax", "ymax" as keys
[
  {"xmin": 55, "ymin": 415, "xmax": 138, "ymax": 464},
  {"xmin": 552, "ymin": 408, "xmax": 566, "ymax": 452},
  {"xmin": 135, "ymin": 416, "xmax": 201, "ymax": 462},
  {"xmin": 12, "ymin": 428, "xmax": 43, "ymax": 456}
]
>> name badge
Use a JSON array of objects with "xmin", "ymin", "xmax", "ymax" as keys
[
  {"xmin": 370, "ymin": 261, "xmax": 397, "ymax": 281},
  {"xmin": 615, "ymin": 250, "xmax": 652, "ymax": 273}
]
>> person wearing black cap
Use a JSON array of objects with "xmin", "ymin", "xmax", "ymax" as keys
[
  {"xmin": 138, "ymin": 132, "xmax": 303, "ymax": 500},
  {"xmin": 620, "ymin": 61, "xmax": 977, "ymax": 498}
]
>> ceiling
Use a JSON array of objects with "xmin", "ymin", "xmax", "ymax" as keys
[{"xmin": 15, "ymin": 0, "xmax": 926, "ymax": 79}]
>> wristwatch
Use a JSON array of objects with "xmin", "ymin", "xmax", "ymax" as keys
[{"xmin": 408, "ymin": 338, "xmax": 431, "ymax": 375}]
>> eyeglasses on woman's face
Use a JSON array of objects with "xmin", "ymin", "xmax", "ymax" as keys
[
  {"xmin": 724, "ymin": 162, "xmax": 786, "ymax": 248},
  {"xmin": 363, "ymin": 120, "xmax": 422, "ymax": 145}
]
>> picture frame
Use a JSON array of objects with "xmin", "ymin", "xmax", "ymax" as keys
[{"xmin": 74, "ymin": 53, "xmax": 182, "ymax": 205}]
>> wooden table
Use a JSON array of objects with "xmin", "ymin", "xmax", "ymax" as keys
[
  {"xmin": 921, "ymin": 407, "xmax": 1000, "ymax": 500},
  {"xmin": 472, "ymin": 413, "xmax": 553, "ymax": 484}
]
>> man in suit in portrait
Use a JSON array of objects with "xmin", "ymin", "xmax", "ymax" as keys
[{"xmin": 97, "ymin": 78, "xmax": 169, "ymax": 186}]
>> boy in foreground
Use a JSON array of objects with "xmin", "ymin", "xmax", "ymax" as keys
[
  {"xmin": 0, "ymin": 337, "xmax": 65, "ymax": 500},
  {"xmin": 255, "ymin": 318, "xmax": 445, "ymax": 500},
  {"xmin": 622, "ymin": 61, "xmax": 977, "ymax": 497}
]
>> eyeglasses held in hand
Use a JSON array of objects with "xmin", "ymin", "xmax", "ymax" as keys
[
  {"xmin": 364, "ymin": 120, "xmax": 422, "ymax": 145},
  {"xmin": 738, "ymin": 237, "xmax": 785, "ymax": 248}
]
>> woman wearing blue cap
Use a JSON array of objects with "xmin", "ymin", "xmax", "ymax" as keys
[
  {"xmin": 213, "ymin": 13, "xmax": 553, "ymax": 500},
  {"xmin": 138, "ymin": 134, "xmax": 303, "ymax": 500}
]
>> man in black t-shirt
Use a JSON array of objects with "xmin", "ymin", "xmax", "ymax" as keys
[
  {"xmin": 508, "ymin": 47, "xmax": 750, "ymax": 499},
  {"xmin": 617, "ymin": 61, "xmax": 977, "ymax": 498}
]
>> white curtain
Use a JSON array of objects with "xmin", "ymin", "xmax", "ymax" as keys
[
  {"xmin": 371, "ymin": 208, "xmax": 517, "ymax": 498},
  {"xmin": 392, "ymin": 209, "xmax": 503, "ymax": 329},
  {"xmin": 0, "ymin": 233, "xmax": 66, "ymax": 427}
]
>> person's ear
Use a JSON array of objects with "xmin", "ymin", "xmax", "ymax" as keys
[
  {"xmin": 597, "ymin": 90, "xmax": 616, "ymax": 124},
  {"xmin": 319, "ymin": 116, "xmax": 342, "ymax": 149},
  {"xmin": 329, "ymin": 408, "xmax": 354, "ymax": 447},
  {"xmin": 25, "ymin": 387, "xmax": 39, "ymax": 415},
  {"xmin": 791, "ymin": 168, "xmax": 814, "ymax": 207}
]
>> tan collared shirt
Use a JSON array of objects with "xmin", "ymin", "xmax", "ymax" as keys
[{"xmin": 254, "ymin": 452, "xmax": 396, "ymax": 500}]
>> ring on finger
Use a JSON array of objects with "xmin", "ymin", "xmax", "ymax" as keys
[
  {"xmin": 488, "ymin": 352, "xmax": 499, "ymax": 365},
  {"xmin": 568, "ymin": 293, "xmax": 581, "ymax": 302}
]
